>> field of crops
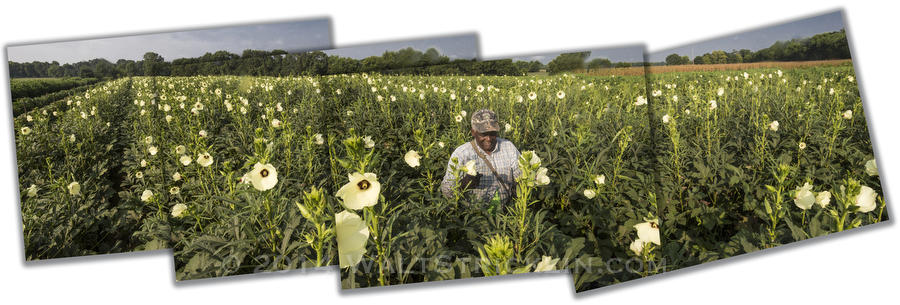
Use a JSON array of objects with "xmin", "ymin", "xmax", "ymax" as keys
[
  {"xmin": 651, "ymin": 64, "xmax": 886, "ymax": 270},
  {"xmin": 15, "ymin": 71, "xmax": 660, "ymax": 290},
  {"xmin": 325, "ymin": 73, "xmax": 655, "ymax": 290}
]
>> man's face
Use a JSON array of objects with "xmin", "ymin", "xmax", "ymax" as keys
[{"xmin": 471, "ymin": 129, "xmax": 498, "ymax": 152}]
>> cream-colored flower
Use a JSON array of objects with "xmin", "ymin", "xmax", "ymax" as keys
[
  {"xmin": 314, "ymin": 133, "xmax": 325, "ymax": 145},
  {"xmin": 583, "ymin": 189, "xmax": 597, "ymax": 199},
  {"xmin": 27, "ymin": 184, "xmax": 38, "ymax": 197},
  {"xmin": 404, "ymin": 150, "xmax": 421, "ymax": 168},
  {"xmin": 855, "ymin": 185, "xmax": 878, "ymax": 213},
  {"xmin": 793, "ymin": 182, "xmax": 815, "ymax": 210},
  {"xmin": 197, "ymin": 153, "xmax": 213, "ymax": 167},
  {"xmin": 169, "ymin": 187, "xmax": 180, "ymax": 195},
  {"xmin": 171, "ymin": 203, "xmax": 187, "ymax": 218},
  {"xmin": 363, "ymin": 136, "xmax": 375, "ymax": 148},
  {"xmin": 535, "ymin": 167, "xmax": 550, "ymax": 186},
  {"xmin": 865, "ymin": 159, "xmax": 878, "ymax": 176},
  {"xmin": 172, "ymin": 172, "xmax": 182, "ymax": 181},
  {"xmin": 135, "ymin": 171, "xmax": 143, "ymax": 179},
  {"xmin": 148, "ymin": 146, "xmax": 158, "ymax": 156},
  {"xmin": 534, "ymin": 256, "xmax": 560, "ymax": 272},
  {"xmin": 709, "ymin": 100, "xmax": 717, "ymax": 110},
  {"xmin": 815, "ymin": 191, "xmax": 831, "ymax": 208},
  {"xmin": 20, "ymin": 127, "xmax": 32, "ymax": 135},
  {"xmin": 199, "ymin": 130, "xmax": 207, "ymax": 137},
  {"xmin": 175, "ymin": 145, "xmax": 186, "ymax": 155},
  {"xmin": 179, "ymin": 155, "xmax": 192, "ymax": 166},
  {"xmin": 634, "ymin": 219, "xmax": 661, "ymax": 245},
  {"xmin": 528, "ymin": 92, "xmax": 537, "ymax": 100},
  {"xmin": 556, "ymin": 91, "xmax": 565, "ymax": 99},
  {"xmin": 464, "ymin": 160, "xmax": 477, "ymax": 176},
  {"xmin": 248, "ymin": 163, "xmax": 278, "ymax": 191},
  {"xmin": 717, "ymin": 87, "xmax": 725, "ymax": 96},
  {"xmin": 662, "ymin": 114, "xmax": 671, "ymax": 124},
  {"xmin": 68, "ymin": 181, "xmax": 81, "ymax": 196},
  {"xmin": 799, "ymin": 142, "xmax": 807, "ymax": 150},
  {"xmin": 629, "ymin": 239, "xmax": 646, "ymax": 256},
  {"xmin": 336, "ymin": 172, "xmax": 381, "ymax": 210},
  {"xmin": 842, "ymin": 110, "xmax": 852, "ymax": 120},
  {"xmin": 336, "ymin": 210, "xmax": 369, "ymax": 268},
  {"xmin": 271, "ymin": 119, "xmax": 282, "ymax": 128},
  {"xmin": 141, "ymin": 190, "xmax": 154, "ymax": 202},
  {"xmin": 635, "ymin": 96, "xmax": 648, "ymax": 106},
  {"xmin": 769, "ymin": 120, "xmax": 779, "ymax": 132},
  {"xmin": 594, "ymin": 175, "xmax": 606, "ymax": 186}
]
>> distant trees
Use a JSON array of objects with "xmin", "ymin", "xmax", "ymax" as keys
[
  {"xmin": 587, "ymin": 58, "xmax": 613, "ymax": 69},
  {"xmin": 547, "ymin": 51, "xmax": 590, "ymax": 74},
  {"xmin": 665, "ymin": 29, "xmax": 850, "ymax": 66},
  {"xmin": 9, "ymin": 47, "xmax": 463, "ymax": 78},
  {"xmin": 665, "ymin": 53, "xmax": 691, "ymax": 65}
]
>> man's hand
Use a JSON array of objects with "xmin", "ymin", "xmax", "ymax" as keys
[{"xmin": 458, "ymin": 173, "xmax": 482, "ymax": 191}]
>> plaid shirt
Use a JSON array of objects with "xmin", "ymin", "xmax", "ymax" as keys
[{"xmin": 440, "ymin": 137, "xmax": 522, "ymax": 202}]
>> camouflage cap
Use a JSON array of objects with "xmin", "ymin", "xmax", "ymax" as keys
[{"xmin": 470, "ymin": 109, "xmax": 500, "ymax": 133}]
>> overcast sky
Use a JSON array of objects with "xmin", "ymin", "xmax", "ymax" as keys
[
  {"xmin": 649, "ymin": 10, "xmax": 845, "ymax": 62},
  {"xmin": 6, "ymin": 18, "xmax": 331, "ymax": 64},
  {"xmin": 323, "ymin": 34, "xmax": 479, "ymax": 60},
  {"xmin": 491, "ymin": 44, "xmax": 645, "ymax": 64}
]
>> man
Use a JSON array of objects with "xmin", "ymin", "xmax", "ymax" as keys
[{"xmin": 440, "ymin": 109, "xmax": 521, "ymax": 203}]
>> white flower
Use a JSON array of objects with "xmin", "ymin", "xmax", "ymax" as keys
[
  {"xmin": 148, "ymin": 146, "xmax": 158, "ymax": 156},
  {"xmin": 635, "ymin": 96, "xmax": 648, "ymax": 106},
  {"xmin": 842, "ymin": 110, "xmax": 852, "ymax": 120},
  {"xmin": 709, "ymin": 100, "xmax": 717, "ymax": 110},
  {"xmin": 662, "ymin": 114, "xmax": 671, "ymax": 124},
  {"xmin": 534, "ymin": 256, "xmax": 560, "ymax": 272},
  {"xmin": 169, "ymin": 187, "xmax": 180, "ymax": 195},
  {"xmin": 165, "ymin": 115, "xmax": 173, "ymax": 123},
  {"xmin": 140, "ymin": 190, "xmax": 154, "ymax": 202},
  {"xmin": 179, "ymin": 155, "xmax": 192, "ymax": 166},
  {"xmin": 336, "ymin": 210, "xmax": 369, "ymax": 268},
  {"xmin": 404, "ymin": 150, "xmax": 421, "ymax": 168},
  {"xmin": 362, "ymin": 136, "xmax": 375, "ymax": 148},
  {"xmin": 438, "ymin": 141, "xmax": 445, "ymax": 148},
  {"xmin": 464, "ymin": 160, "xmax": 477, "ymax": 176},
  {"xmin": 556, "ymin": 91, "xmax": 565, "ymax": 99},
  {"xmin": 793, "ymin": 182, "xmax": 815, "ymax": 210},
  {"xmin": 685, "ymin": 109, "xmax": 691, "ymax": 115},
  {"xmin": 27, "ymin": 184, "xmax": 38, "ymax": 197},
  {"xmin": 271, "ymin": 119, "xmax": 282, "ymax": 128},
  {"xmin": 455, "ymin": 115, "xmax": 463, "ymax": 122},
  {"xmin": 172, "ymin": 172, "xmax": 182, "ymax": 181},
  {"xmin": 629, "ymin": 239, "xmax": 646, "ymax": 256},
  {"xmin": 68, "ymin": 181, "xmax": 81, "ymax": 196},
  {"xmin": 583, "ymin": 189, "xmax": 597, "ymax": 199},
  {"xmin": 799, "ymin": 142, "xmax": 807, "ymax": 150},
  {"xmin": 460, "ymin": 110, "xmax": 467, "ymax": 117},
  {"xmin": 144, "ymin": 136, "xmax": 153, "ymax": 144},
  {"xmin": 476, "ymin": 85, "xmax": 485, "ymax": 92},
  {"xmin": 197, "ymin": 152, "xmax": 213, "ymax": 167},
  {"xmin": 865, "ymin": 159, "xmax": 878, "ymax": 176},
  {"xmin": 528, "ymin": 92, "xmax": 537, "ymax": 100},
  {"xmin": 855, "ymin": 185, "xmax": 878, "ymax": 213},
  {"xmin": 769, "ymin": 120, "xmax": 779, "ymax": 132},
  {"xmin": 634, "ymin": 219, "xmax": 661, "ymax": 245},
  {"xmin": 20, "ymin": 127, "xmax": 31, "ymax": 135},
  {"xmin": 816, "ymin": 191, "xmax": 831, "ymax": 208},
  {"xmin": 535, "ymin": 167, "xmax": 550, "ymax": 186},
  {"xmin": 199, "ymin": 130, "xmax": 208, "ymax": 137},
  {"xmin": 717, "ymin": 87, "xmax": 725, "ymax": 96},
  {"xmin": 135, "ymin": 171, "xmax": 143, "ymax": 179},
  {"xmin": 248, "ymin": 163, "xmax": 278, "ymax": 191},
  {"xmin": 26, "ymin": 115, "xmax": 33, "ymax": 122},
  {"xmin": 171, "ymin": 203, "xmax": 187, "ymax": 218},
  {"xmin": 175, "ymin": 145, "xmax": 186, "ymax": 155},
  {"xmin": 69, "ymin": 134, "xmax": 76, "ymax": 142},
  {"xmin": 505, "ymin": 123, "xmax": 512, "ymax": 133},
  {"xmin": 314, "ymin": 133, "xmax": 325, "ymax": 145},
  {"xmin": 594, "ymin": 175, "xmax": 606, "ymax": 186},
  {"xmin": 336, "ymin": 172, "xmax": 381, "ymax": 210}
]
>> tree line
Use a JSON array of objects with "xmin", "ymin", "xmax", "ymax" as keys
[
  {"xmin": 664, "ymin": 29, "xmax": 850, "ymax": 66},
  {"xmin": 8, "ymin": 47, "xmax": 468, "ymax": 78}
]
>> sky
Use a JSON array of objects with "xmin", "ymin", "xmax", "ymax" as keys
[
  {"xmin": 323, "ymin": 34, "xmax": 479, "ymax": 60},
  {"xmin": 649, "ymin": 10, "xmax": 845, "ymax": 62},
  {"xmin": 6, "ymin": 18, "xmax": 332, "ymax": 64},
  {"xmin": 492, "ymin": 44, "xmax": 645, "ymax": 64}
]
